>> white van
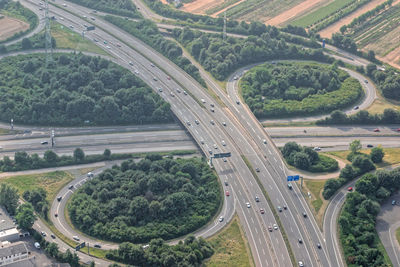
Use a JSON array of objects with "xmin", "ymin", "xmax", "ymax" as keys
[
  {"xmin": 73, "ymin": 236, "xmax": 80, "ymax": 241},
  {"xmin": 34, "ymin": 242, "xmax": 40, "ymax": 249}
]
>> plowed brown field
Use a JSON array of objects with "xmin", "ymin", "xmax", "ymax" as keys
[{"xmin": 0, "ymin": 16, "xmax": 29, "ymax": 41}]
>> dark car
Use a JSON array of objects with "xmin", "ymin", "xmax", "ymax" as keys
[
  {"xmin": 302, "ymin": 212, "xmax": 307, "ymax": 218},
  {"xmin": 51, "ymin": 234, "xmax": 56, "ymax": 239},
  {"xmin": 298, "ymin": 238, "xmax": 303, "ymax": 244},
  {"xmin": 57, "ymin": 196, "xmax": 62, "ymax": 202},
  {"xmin": 317, "ymin": 243, "xmax": 321, "ymax": 249},
  {"xmin": 367, "ymin": 144, "xmax": 373, "ymax": 148},
  {"xmin": 94, "ymin": 244, "xmax": 102, "ymax": 248},
  {"xmin": 41, "ymin": 141, "xmax": 48, "ymax": 145}
]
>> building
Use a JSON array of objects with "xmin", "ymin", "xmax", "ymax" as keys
[
  {"xmin": 0, "ymin": 241, "xmax": 29, "ymax": 266},
  {"xmin": 0, "ymin": 206, "xmax": 19, "ymax": 243}
]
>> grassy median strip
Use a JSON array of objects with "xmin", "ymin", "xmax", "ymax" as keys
[
  {"xmin": 241, "ymin": 155, "xmax": 296, "ymax": 267},
  {"xmin": 396, "ymin": 228, "xmax": 400, "ymax": 247}
]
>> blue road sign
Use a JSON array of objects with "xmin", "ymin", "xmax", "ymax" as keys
[
  {"xmin": 287, "ymin": 176, "xmax": 293, "ymax": 181},
  {"xmin": 294, "ymin": 175, "xmax": 300, "ymax": 181},
  {"xmin": 75, "ymin": 242, "xmax": 86, "ymax": 251}
]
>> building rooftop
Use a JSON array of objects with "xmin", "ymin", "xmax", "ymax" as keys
[
  {"xmin": 0, "ymin": 206, "xmax": 15, "ymax": 232},
  {"xmin": 0, "ymin": 242, "xmax": 28, "ymax": 258}
]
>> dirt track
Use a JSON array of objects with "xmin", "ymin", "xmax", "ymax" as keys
[{"xmin": 0, "ymin": 16, "xmax": 29, "ymax": 41}]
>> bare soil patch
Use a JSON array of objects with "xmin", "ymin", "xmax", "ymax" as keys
[
  {"xmin": 265, "ymin": 0, "xmax": 328, "ymax": 26},
  {"xmin": 319, "ymin": 0, "xmax": 396, "ymax": 38},
  {"xmin": 181, "ymin": 0, "xmax": 221, "ymax": 14},
  {"xmin": 0, "ymin": 16, "xmax": 29, "ymax": 41}
]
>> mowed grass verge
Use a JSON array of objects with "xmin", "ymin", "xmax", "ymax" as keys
[
  {"xmin": 396, "ymin": 227, "xmax": 400, "ymax": 247},
  {"xmin": 205, "ymin": 216, "xmax": 254, "ymax": 267},
  {"xmin": 51, "ymin": 22, "xmax": 108, "ymax": 56}
]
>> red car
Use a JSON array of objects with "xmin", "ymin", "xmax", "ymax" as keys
[
  {"xmin": 225, "ymin": 191, "xmax": 230, "ymax": 197},
  {"xmin": 373, "ymin": 128, "xmax": 380, "ymax": 132},
  {"xmin": 260, "ymin": 208, "xmax": 265, "ymax": 214},
  {"xmin": 268, "ymin": 226, "xmax": 272, "ymax": 232},
  {"xmin": 167, "ymin": 76, "xmax": 171, "ymax": 80},
  {"xmin": 347, "ymin": 187, "xmax": 353, "ymax": 192},
  {"xmin": 396, "ymin": 128, "xmax": 400, "ymax": 132}
]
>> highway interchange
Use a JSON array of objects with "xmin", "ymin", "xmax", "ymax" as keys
[{"xmin": 2, "ymin": 0, "xmax": 400, "ymax": 266}]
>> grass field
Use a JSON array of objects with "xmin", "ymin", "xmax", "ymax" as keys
[
  {"xmin": 327, "ymin": 147, "xmax": 400, "ymax": 167},
  {"xmin": 0, "ymin": 171, "xmax": 73, "ymax": 202},
  {"xmin": 290, "ymin": 0, "xmax": 354, "ymax": 27},
  {"xmin": 51, "ymin": 22, "xmax": 108, "ymax": 56},
  {"xmin": 366, "ymin": 98, "xmax": 400, "ymax": 114},
  {"xmin": 205, "ymin": 216, "xmax": 253, "ymax": 267},
  {"xmin": 396, "ymin": 227, "xmax": 400, "ymax": 247}
]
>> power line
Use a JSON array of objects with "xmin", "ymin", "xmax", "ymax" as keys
[{"xmin": 44, "ymin": 0, "xmax": 52, "ymax": 66}]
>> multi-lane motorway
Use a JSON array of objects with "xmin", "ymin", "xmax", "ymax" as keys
[{"xmin": 7, "ymin": 0, "xmax": 397, "ymax": 266}]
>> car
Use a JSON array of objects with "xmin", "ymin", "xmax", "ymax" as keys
[
  {"xmin": 51, "ymin": 234, "xmax": 56, "ymax": 239},
  {"xmin": 246, "ymin": 202, "xmax": 251, "ymax": 208},
  {"xmin": 87, "ymin": 172, "xmax": 93, "ymax": 178},
  {"xmin": 68, "ymin": 185, "xmax": 74, "ymax": 190},
  {"xmin": 263, "ymin": 139, "xmax": 267, "ymax": 144},
  {"xmin": 225, "ymin": 191, "xmax": 230, "ymax": 196},
  {"xmin": 150, "ymin": 63, "xmax": 155, "ymax": 67},
  {"xmin": 129, "ymin": 61, "xmax": 133, "ymax": 66},
  {"xmin": 283, "ymin": 205, "xmax": 287, "ymax": 210},
  {"xmin": 209, "ymin": 150, "xmax": 213, "ymax": 155},
  {"xmin": 221, "ymin": 140, "xmax": 226, "ymax": 146},
  {"xmin": 222, "ymin": 122, "xmax": 226, "ymax": 126},
  {"xmin": 176, "ymin": 89, "xmax": 181, "ymax": 93},
  {"xmin": 39, "ymin": 7, "xmax": 43, "ymax": 10},
  {"xmin": 83, "ymin": 15, "xmax": 87, "ymax": 18},
  {"xmin": 186, "ymin": 121, "xmax": 191, "ymax": 126},
  {"xmin": 57, "ymin": 196, "xmax": 62, "ymax": 202},
  {"xmin": 255, "ymin": 168, "xmax": 260, "ymax": 172},
  {"xmin": 224, "ymin": 181, "xmax": 228, "ymax": 186},
  {"xmin": 167, "ymin": 76, "xmax": 171, "ymax": 80},
  {"xmin": 298, "ymin": 261, "xmax": 304, "ymax": 267},
  {"xmin": 41, "ymin": 231, "xmax": 46, "ymax": 237},
  {"xmin": 153, "ymin": 77, "xmax": 158, "ymax": 81},
  {"xmin": 273, "ymin": 224, "xmax": 278, "ymax": 230},
  {"xmin": 396, "ymin": 128, "xmax": 400, "ymax": 132},
  {"xmin": 219, "ymin": 216, "xmax": 224, "ymax": 222},
  {"xmin": 103, "ymin": 40, "xmax": 108, "ymax": 44},
  {"xmin": 201, "ymin": 98, "xmax": 206, "ymax": 103},
  {"xmin": 210, "ymin": 108, "xmax": 215, "ymax": 112},
  {"xmin": 302, "ymin": 212, "xmax": 307, "ymax": 218},
  {"xmin": 268, "ymin": 225, "xmax": 273, "ymax": 232},
  {"xmin": 116, "ymin": 43, "xmax": 121, "ymax": 47},
  {"xmin": 223, "ymin": 157, "xmax": 227, "ymax": 162},
  {"xmin": 213, "ymin": 144, "xmax": 218, "ymax": 149},
  {"xmin": 367, "ymin": 144, "xmax": 373, "ymax": 148},
  {"xmin": 73, "ymin": 236, "xmax": 80, "ymax": 241},
  {"xmin": 255, "ymin": 196, "xmax": 259, "ymax": 202},
  {"xmin": 374, "ymin": 128, "xmax": 380, "ymax": 132},
  {"xmin": 210, "ymin": 103, "xmax": 215, "ymax": 107},
  {"xmin": 233, "ymin": 76, "xmax": 238, "ymax": 80},
  {"xmin": 60, "ymin": 17, "xmax": 64, "ymax": 20},
  {"xmin": 62, "ymin": 3, "xmax": 67, "ymax": 6},
  {"xmin": 364, "ymin": 79, "xmax": 368, "ymax": 83},
  {"xmin": 354, "ymin": 106, "xmax": 359, "ymax": 110},
  {"xmin": 90, "ymin": 17, "xmax": 95, "ymax": 21},
  {"xmin": 170, "ymin": 92, "xmax": 175, "ymax": 97},
  {"xmin": 134, "ymin": 70, "xmax": 139, "ymax": 75},
  {"xmin": 158, "ymin": 88, "xmax": 163, "ymax": 92},
  {"xmin": 54, "ymin": 213, "xmax": 58, "ymax": 217},
  {"xmin": 260, "ymin": 208, "xmax": 265, "ymax": 214},
  {"xmin": 93, "ymin": 38, "xmax": 98, "ymax": 42},
  {"xmin": 313, "ymin": 147, "xmax": 321, "ymax": 151},
  {"xmin": 106, "ymin": 46, "xmax": 111, "ymax": 49},
  {"xmin": 278, "ymin": 206, "xmax": 282, "ymax": 212},
  {"xmin": 347, "ymin": 187, "xmax": 353, "ymax": 192},
  {"xmin": 298, "ymin": 238, "xmax": 303, "ymax": 244},
  {"xmin": 392, "ymin": 200, "xmax": 396, "ymax": 205},
  {"xmin": 210, "ymin": 120, "xmax": 215, "ymax": 125},
  {"xmin": 94, "ymin": 244, "xmax": 101, "ymax": 248},
  {"xmin": 183, "ymin": 91, "xmax": 187, "ymax": 95},
  {"xmin": 195, "ymin": 120, "xmax": 199, "ymax": 125},
  {"xmin": 236, "ymin": 100, "xmax": 240, "ymax": 105},
  {"xmin": 34, "ymin": 242, "xmax": 41, "ymax": 249},
  {"xmin": 288, "ymin": 183, "xmax": 293, "ymax": 190},
  {"xmin": 317, "ymin": 243, "xmax": 321, "ymax": 249},
  {"xmin": 69, "ymin": 25, "xmax": 74, "ymax": 29},
  {"xmin": 200, "ymin": 140, "xmax": 204, "ymax": 144}
]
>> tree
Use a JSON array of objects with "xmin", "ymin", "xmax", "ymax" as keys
[
  {"xmin": 367, "ymin": 50, "xmax": 375, "ymax": 61},
  {"xmin": 73, "ymin": 148, "xmax": 85, "ymax": 162},
  {"xmin": 293, "ymin": 152, "xmax": 310, "ymax": 170},
  {"xmin": 282, "ymin": 142, "xmax": 301, "ymax": 158},
  {"xmin": 45, "ymin": 242, "xmax": 59, "ymax": 257},
  {"xmin": 44, "ymin": 150, "xmax": 58, "ymax": 164},
  {"xmin": 0, "ymin": 184, "xmax": 19, "ymax": 215},
  {"xmin": 16, "ymin": 203, "xmax": 36, "ymax": 230},
  {"xmin": 352, "ymin": 155, "xmax": 375, "ymax": 173},
  {"xmin": 349, "ymin": 140, "xmax": 362, "ymax": 154},
  {"xmin": 103, "ymin": 148, "xmax": 111, "ymax": 159},
  {"xmin": 21, "ymin": 38, "xmax": 32, "ymax": 49},
  {"xmin": 370, "ymin": 147, "xmax": 384, "ymax": 163}
]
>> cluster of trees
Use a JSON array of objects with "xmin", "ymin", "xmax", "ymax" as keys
[
  {"xmin": 340, "ymin": 0, "xmax": 393, "ymax": 34},
  {"xmin": 15, "ymin": 203, "xmax": 36, "ymax": 230},
  {"xmin": 323, "ymin": 140, "xmax": 383, "ymax": 199},
  {"xmin": 364, "ymin": 63, "xmax": 400, "ymax": 100},
  {"xmin": 32, "ymin": 230, "xmax": 83, "ymax": 267},
  {"xmin": 330, "ymin": 33, "xmax": 358, "ymax": 53},
  {"xmin": 104, "ymin": 15, "xmax": 206, "ymax": 87},
  {"xmin": 241, "ymin": 62, "xmax": 362, "ymax": 118},
  {"xmin": 173, "ymin": 27, "xmax": 330, "ymax": 80},
  {"xmin": 106, "ymin": 236, "xmax": 214, "ymax": 267},
  {"xmin": 0, "ymin": 53, "xmax": 172, "ymax": 126},
  {"xmin": 340, "ymin": 167, "xmax": 400, "ymax": 266},
  {"xmin": 23, "ymin": 188, "xmax": 49, "ymax": 219},
  {"xmin": 282, "ymin": 142, "xmax": 338, "ymax": 172},
  {"xmin": 0, "ymin": 0, "xmax": 38, "ymax": 44},
  {"xmin": 317, "ymin": 108, "xmax": 400, "ymax": 125},
  {"xmin": 0, "ymin": 33, "xmax": 54, "ymax": 55},
  {"xmin": 67, "ymin": 0, "xmax": 141, "ymax": 18},
  {"xmin": 68, "ymin": 156, "xmax": 221, "ymax": 243}
]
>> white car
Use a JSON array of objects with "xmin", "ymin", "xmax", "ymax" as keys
[
  {"xmin": 313, "ymin": 147, "xmax": 321, "ymax": 151},
  {"xmin": 62, "ymin": 3, "xmax": 67, "ymax": 7},
  {"xmin": 219, "ymin": 216, "xmax": 224, "ymax": 222},
  {"xmin": 246, "ymin": 202, "xmax": 251, "ymax": 208},
  {"xmin": 298, "ymin": 261, "xmax": 304, "ymax": 267},
  {"xmin": 273, "ymin": 224, "xmax": 278, "ymax": 230}
]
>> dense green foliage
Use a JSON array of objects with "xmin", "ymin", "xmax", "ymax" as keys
[
  {"xmin": 66, "ymin": 0, "xmax": 141, "ymax": 18},
  {"xmin": 0, "ymin": 53, "xmax": 172, "ymax": 126},
  {"xmin": 68, "ymin": 156, "xmax": 221, "ymax": 243},
  {"xmin": 23, "ymin": 188, "xmax": 49, "ymax": 219},
  {"xmin": 282, "ymin": 142, "xmax": 338, "ymax": 173},
  {"xmin": 0, "ymin": 0, "xmax": 38, "ymax": 44},
  {"xmin": 241, "ymin": 62, "xmax": 362, "ymax": 118},
  {"xmin": 103, "ymin": 15, "xmax": 206, "ymax": 87},
  {"xmin": 15, "ymin": 203, "xmax": 36, "ymax": 230},
  {"xmin": 173, "ymin": 28, "xmax": 330, "ymax": 80},
  {"xmin": 340, "ymin": 168, "xmax": 400, "ymax": 266},
  {"xmin": 0, "ymin": 184, "xmax": 19, "ymax": 215},
  {"xmin": 330, "ymin": 33, "xmax": 358, "ymax": 53},
  {"xmin": 370, "ymin": 147, "xmax": 384, "ymax": 164},
  {"xmin": 0, "ymin": 33, "xmax": 53, "ymax": 55},
  {"xmin": 317, "ymin": 108, "xmax": 400, "ymax": 125},
  {"xmin": 106, "ymin": 236, "xmax": 214, "ymax": 266},
  {"xmin": 32, "ymin": 230, "xmax": 82, "ymax": 267},
  {"xmin": 323, "ymin": 148, "xmax": 376, "ymax": 199},
  {"xmin": 366, "ymin": 64, "xmax": 400, "ymax": 100}
]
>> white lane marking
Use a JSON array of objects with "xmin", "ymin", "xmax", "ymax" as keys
[{"xmin": 251, "ymin": 217, "xmax": 254, "ymax": 224}]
